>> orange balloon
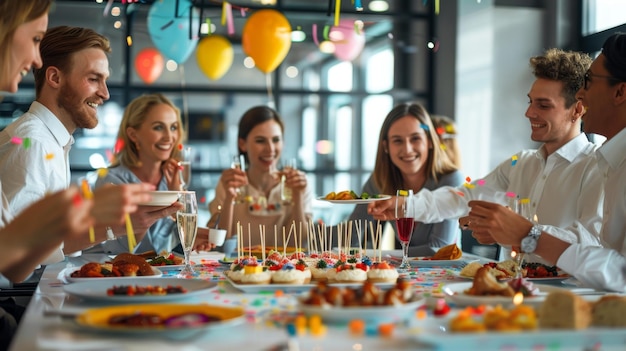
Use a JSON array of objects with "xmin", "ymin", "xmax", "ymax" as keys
[
  {"xmin": 135, "ymin": 48, "xmax": 164, "ymax": 84},
  {"xmin": 242, "ymin": 9, "xmax": 292, "ymax": 74}
]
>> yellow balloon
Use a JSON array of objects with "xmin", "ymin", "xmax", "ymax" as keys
[
  {"xmin": 196, "ymin": 35, "xmax": 234, "ymax": 80},
  {"xmin": 242, "ymin": 9, "xmax": 292, "ymax": 74}
]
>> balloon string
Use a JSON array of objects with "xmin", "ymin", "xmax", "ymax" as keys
[
  {"xmin": 266, "ymin": 73, "xmax": 275, "ymax": 109},
  {"xmin": 312, "ymin": 24, "xmax": 319, "ymax": 46},
  {"xmin": 180, "ymin": 65, "xmax": 189, "ymax": 139}
]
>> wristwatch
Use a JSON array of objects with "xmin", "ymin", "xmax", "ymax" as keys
[{"xmin": 520, "ymin": 224, "xmax": 542, "ymax": 253}]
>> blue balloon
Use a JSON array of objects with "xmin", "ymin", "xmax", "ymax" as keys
[{"xmin": 147, "ymin": 0, "xmax": 199, "ymax": 64}]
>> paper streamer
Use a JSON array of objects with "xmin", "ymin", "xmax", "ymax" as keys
[
  {"xmin": 334, "ymin": 0, "xmax": 341, "ymax": 26},
  {"xmin": 225, "ymin": 2, "xmax": 234, "ymax": 35},
  {"xmin": 312, "ymin": 24, "xmax": 319, "ymax": 45}
]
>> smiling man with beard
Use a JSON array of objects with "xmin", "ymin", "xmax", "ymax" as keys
[{"xmin": 0, "ymin": 26, "xmax": 181, "ymax": 258}]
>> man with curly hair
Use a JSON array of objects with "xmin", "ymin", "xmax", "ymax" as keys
[
  {"xmin": 465, "ymin": 33, "xmax": 626, "ymax": 292},
  {"xmin": 369, "ymin": 48, "xmax": 604, "ymax": 263}
]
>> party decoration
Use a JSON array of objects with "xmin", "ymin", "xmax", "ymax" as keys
[
  {"xmin": 134, "ymin": 48, "xmax": 164, "ymax": 84},
  {"xmin": 330, "ymin": 19, "xmax": 365, "ymax": 61},
  {"xmin": 196, "ymin": 35, "xmax": 234, "ymax": 80},
  {"xmin": 147, "ymin": 0, "xmax": 199, "ymax": 64},
  {"xmin": 242, "ymin": 9, "xmax": 292, "ymax": 74}
]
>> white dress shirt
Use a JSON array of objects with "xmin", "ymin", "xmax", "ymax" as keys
[
  {"xmin": 557, "ymin": 127, "xmax": 626, "ymax": 292},
  {"xmin": 410, "ymin": 133, "xmax": 603, "ymax": 262},
  {"xmin": 0, "ymin": 101, "xmax": 72, "ymax": 263},
  {"xmin": 0, "ymin": 101, "xmax": 73, "ymax": 215}
]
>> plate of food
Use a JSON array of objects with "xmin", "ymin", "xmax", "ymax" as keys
[
  {"xmin": 139, "ymin": 191, "xmax": 180, "ymax": 207},
  {"xmin": 415, "ymin": 294, "xmax": 626, "ymax": 349},
  {"xmin": 317, "ymin": 194, "xmax": 391, "ymax": 204},
  {"xmin": 299, "ymin": 297, "xmax": 424, "ymax": 324},
  {"xmin": 61, "ymin": 265, "xmax": 162, "ymax": 283},
  {"xmin": 298, "ymin": 280, "xmax": 423, "ymax": 323},
  {"xmin": 75, "ymin": 303, "xmax": 245, "ymax": 338},
  {"xmin": 146, "ymin": 253, "xmax": 187, "ymax": 270},
  {"xmin": 223, "ymin": 273, "xmax": 316, "ymax": 293},
  {"xmin": 63, "ymin": 278, "xmax": 217, "ymax": 302},
  {"xmin": 442, "ymin": 281, "xmax": 565, "ymax": 307}
]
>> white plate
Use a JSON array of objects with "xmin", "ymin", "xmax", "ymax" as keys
[
  {"xmin": 62, "ymin": 266, "xmax": 163, "ymax": 283},
  {"xmin": 442, "ymin": 282, "xmax": 565, "ymax": 307},
  {"xmin": 139, "ymin": 191, "xmax": 180, "ymax": 206},
  {"xmin": 299, "ymin": 297, "xmax": 425, "ymax": 324},
  {"xmin": 416, "ymin": 313, "xmax": 626, "ymax": 349},
  {"xmin": 450, "ymin": 271, "xmax": 571, "ymax": 282},
  {"xmin": 408, "ymin": 257, "xmax": 476, "ymax": 268},
  {"xmin": 63, "ymin": 278, "xmax": 217, "ymax": 302},
  {"xmin": 316, "ymin": 195, "xmax": 391, "ymax": 204},
  {"xmin": 224, "ymin": 273, "xmax": 395, "ymax": 294},
  {"xmin": 75, "ymin": 303, "xmax": 245, "ymax": 339}
]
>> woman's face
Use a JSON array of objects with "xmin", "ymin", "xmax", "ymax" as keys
[
  {"xmin": 385, "ymin": 115, "xmax": 432, "ymax": 177},
  {"xmin": 239, "ymin": 120, "xmax": 283, "ymax": 172},
  {"xmin": 127, "ymin": 103, "xmax": 180, "ymax": 164},
  {"xmin": 3, "ymin": 13, "xmax": 48, "ymax": 93}
]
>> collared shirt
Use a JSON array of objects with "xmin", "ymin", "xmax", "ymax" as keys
[
  {"xmin": 557, "ymin": 127, "xmax": 626, "ymax": 292},
  {"xmin": 0, "ymin": 101, "xmax": 73, "ymax": 215},
  {"xmin": 92, "ymin": 164, "xmax": 179, "ymax": 254},
  {"xmin": 349, "ymin": 170, "xmax": 464, "ymax": 257},
  {"xmin": 209, "ymin": 177, "xmax": 313, "ymax": 248},
  {"xmin": 411, "ymin": 133, "xmax": 603, "ymax": 262}
]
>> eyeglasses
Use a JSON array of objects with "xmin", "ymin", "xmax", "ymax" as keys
[{"xmin": 583, "ymin": 72, "xmax": 620, "ymax": 90}]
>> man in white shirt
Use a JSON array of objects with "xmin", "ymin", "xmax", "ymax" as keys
[
  {"xmin": 369, "ymin": 49, "xmax": 604, "ymax": 262},
  {"xmin": 0, "ymin": 26, "xmax": 179, "ymax": 258},
  {"xmin": 465, "ymin": 32, "xmax": 626, "ymax": 292}
]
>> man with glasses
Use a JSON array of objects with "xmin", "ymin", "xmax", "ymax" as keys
[
  {"xmin": 465, "ymin": 32, "xmax": 626, "ymax": 292},
  {"xmin": 369, "ymin": 48, "xmax": 604, "ymax": 263}
]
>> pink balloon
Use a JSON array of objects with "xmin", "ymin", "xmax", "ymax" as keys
[{"xmin": 330, "ymin": 19, "xmax": 365, "ymax": 61}]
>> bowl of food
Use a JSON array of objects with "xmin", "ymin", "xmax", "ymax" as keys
[{"xmin": 140, "ymin": 191, "xmax": 180, "ymax": 207}]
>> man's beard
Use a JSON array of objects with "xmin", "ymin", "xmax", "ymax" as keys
[{"xmin": 57, "ymin": 84, "xmax": 98, "ymax": 130}]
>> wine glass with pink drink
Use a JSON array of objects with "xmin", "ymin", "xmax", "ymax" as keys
[{"xmin": 395, "ymin": 189, "xmax": 415, "ymax": 271}]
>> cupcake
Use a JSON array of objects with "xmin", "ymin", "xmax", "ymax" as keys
[
  {"xmin": 240, "ymin": 264, "xmax": 271, "ymax": 285},
  {"xmin": 271, "ymin": 262, "xmax": 305, "ymax": 284},
  {"xmin": 334, "ymin": 263, "xmax": 368, "ymax": 283},
  {"xmin": 366, "ymin": 261, "xmax": 399, "ymax": 283}
]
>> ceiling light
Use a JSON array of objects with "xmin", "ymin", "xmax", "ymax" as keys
[
  {"xmin": 291, "ymin": 30, "xmax": 306, "ymax": 42},
  {"xmin": 369, "ymin": 0, "xmax": 389, "ymax": 12},
  {"xmin": 319, "ymin": 41, "xmax": 335, "ymax": 54}
]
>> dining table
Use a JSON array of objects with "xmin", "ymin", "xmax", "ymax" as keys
[{"xmin": 8, "ymin": 250, "xmax": 626, "ymax": 351}]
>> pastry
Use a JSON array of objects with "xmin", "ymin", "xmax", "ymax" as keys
[
  {"xmin": 539, "ymin": 290, "xmax": 591, "ymax": 329},
  {"xmin": 592, "ymin": 295, "xmax": 626, "ymax": 327}
]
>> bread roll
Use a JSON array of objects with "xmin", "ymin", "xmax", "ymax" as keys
[
  {"xmin": 592, "ymin": 295, "xmax": 626, "ymax": 327},
  {"xmin": 539, "ymin": 291, "xmax": 591, "ymax": 329}
]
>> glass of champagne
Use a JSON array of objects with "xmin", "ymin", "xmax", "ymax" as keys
[
  {"xmin": 178, "ymin": 147, "xmax": 192, "ymax": 190},
  {"xmin": 231, "ymin": 154, "xmax": 246, "ymax": 202},
  {"xmin": 177, "ymin": 191, "xmax": 198, "ymax": 277},
  {"xmin": 280, "ymin": 158, "xmax": 297, "ymax": 204},
  {"xmin": 395, "ymin": 189, "xmax": 415, "ymax": 271}
]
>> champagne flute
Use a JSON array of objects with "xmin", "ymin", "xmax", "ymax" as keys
[
  {"xmin": 513, "ymin": 198, "xmax": 533, "ymax": 277},
  {"xmin": 177, "ymin": 191, "xmax": 198, "ymax": 277},
  {"xmin": 395, "ymin": 189, "xmax": 415, "ymax": 271},
  {"xmin": 280, "ymin": 158, "xmax": 297, "ymax": 204},
  {"xmin": 178, "ymin": 147, "xmax": 192, "ymax": 191},
  {"xmin": 231, "ymin": 154, "xmax": 246, "ymax": 203}
]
